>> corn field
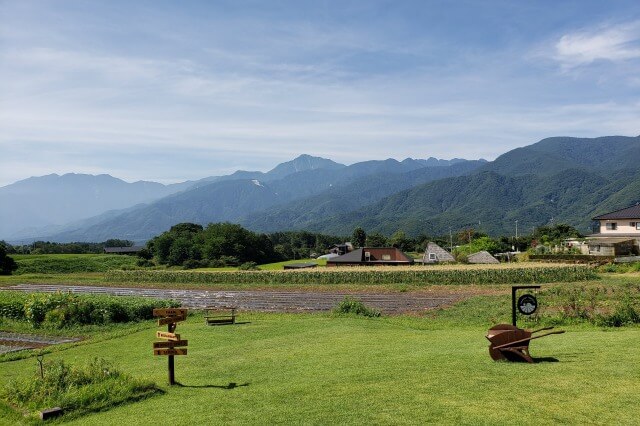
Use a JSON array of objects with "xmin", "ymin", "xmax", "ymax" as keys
[{"xmin": 105, "ymin": 264, "xmax": 597, "ymax": 285}]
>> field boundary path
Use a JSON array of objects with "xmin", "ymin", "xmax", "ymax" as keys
[
  {"xmin": 1, "ymin": 284, "xmax": 462, "ymax": 314},
  {"xmin": 0, "ymin": 332, "xmax": 81, "ymax": 354}
]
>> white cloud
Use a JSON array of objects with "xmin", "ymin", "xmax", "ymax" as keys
[{"xmin": 553, "ymin": 21, "xmax": 640, "ymax": 69}]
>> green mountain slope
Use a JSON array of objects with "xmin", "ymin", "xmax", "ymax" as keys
[
  {"xmin": 40, "ymin": 157, "xmax": 477, "ymax": 242},
  {"xmin": 240, "ymin": 160, "xmax": 486, "ymax": 232},
  {"xmin": 483, "ymin": 135, "xmax": 640, "ymax": 176},
  {"xmin": 302, "ymin": 168, "xmax": 640, "ymax": 236}
]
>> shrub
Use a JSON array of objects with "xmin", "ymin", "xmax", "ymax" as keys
[
  {"xmin": 595, "ymin": 294, "xmax": 640, "ymax": 327},
  {"xmin": 136, "ymin": 258, "xmax": 155, "ymax": 267},
  {"xmin": 239, "ymin": 262, "xmax": 259, "ymax": 271},
  {"xmin": 1, "ymin": 358, "xmax": 159, "ymax": 420},
  {"xmin": 333, "ymin": 297, "xmax": 381, "ymax": 317},
  {"xmin": 0, "ymin": 292, "xmax": 29, "ymax": 320}
]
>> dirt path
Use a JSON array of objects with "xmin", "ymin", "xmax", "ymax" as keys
[
  {"xmin": 0, "ymin": 332, "xmax": 81, "ymax": 354},
  {"xmin": 1, "ymin": 284, "xmax": 468, "ymax": 314}
]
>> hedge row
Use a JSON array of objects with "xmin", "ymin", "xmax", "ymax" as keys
[
  {"xmin": 105, "ymin": 265, "xmax": 597, "ymax": 285},
  {"xmin": 0, "ymin": 291, "xmax": 179, "ymax": 328}
]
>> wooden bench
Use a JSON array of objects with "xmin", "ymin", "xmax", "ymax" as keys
[{"xmin": 204, "ymin": 307, "xmax": 236, "ymax": 326}]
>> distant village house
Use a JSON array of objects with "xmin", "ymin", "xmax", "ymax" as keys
[
  {"xmin": 103, "ymin": 246, "xmax": 144, "ymax": 255},
  {"xmin": 326, "ymin": 247, "xmax": 414, "ymax": 266},
  {"xmin": 582, "ymin": 204, "xmax": 640, "ymax": 256},
  {"xmin": 422, "ymin": 242, "xmax": 455, "ymax": 264}
]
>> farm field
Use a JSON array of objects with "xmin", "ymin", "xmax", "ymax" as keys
[
  {"xmin": 11, "ymin": 254, "xmax": 137, "ymax": 274},
  {"xmin": 0, "ymin": 255, "xmax": 600, "ymax": 293},
  {"xmin": 0, "ymin": 306, "xmax": 638, "ymax": 425}
]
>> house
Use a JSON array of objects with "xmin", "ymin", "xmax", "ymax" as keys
[
  {"xmin": 104, "ymin": 246, "xmax": 144, "ymax": 255},
  {"xmin": 329, "ymin": 242, "xmax": 354, "ymax": 256},
  {"xmin": 422, "ymin": 242, "xmax": 455, "ymax": 264},
  {"xmin": 326, "ymin": 247, "xmax": 414, "ymax": 266},
  {"xmin": 467, "ymin": 251, "xmax": 500, "ymax": 264},
  {"xmin": 587, "ymin": 204, "xmax": 640, "ymax": 256}
]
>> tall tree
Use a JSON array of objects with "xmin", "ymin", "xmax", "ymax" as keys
[
  {"xmin": 366, "ymin": 233, "xmax": 387, "ymax": 247},
  {"xmin": 352, "ymin": 227, "xmax": 367, "ymax": 248},
  {"xmin": 0, "ymin": 242, "xmax": 18, "ymax": 275}
]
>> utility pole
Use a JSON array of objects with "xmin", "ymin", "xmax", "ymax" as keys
[
  {"xmin": 515, "ymin": 220, "xmax": 518, "ymax": 239},
  {"xmin": 449, "ymin": 227, "xmax": 453, "ymax": 252}
]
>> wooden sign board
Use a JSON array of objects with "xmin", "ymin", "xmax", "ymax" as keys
[
  {"xmin": 154, "ymin": 348, "xmax": 187, "ymax": 356},
  {"xmin": 156, "ymin": 331, "xmax": 180, "ymax": 341},
  {"xmin": 157, "ymin": 315, "xmax": 187, "ymax": 326},
  {"xmin": 153, "ymin": 308, "xmax": 188, "ymax": 317},
  {"xmin": 153, "ymin": 340, "xmax": 188, "ymax": 349}
]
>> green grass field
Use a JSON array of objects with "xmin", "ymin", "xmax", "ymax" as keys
[
  {"xmin": 1, "ymin": 256, "xmax": 638, "ymax": 423},
  {"xmin": 1, "ymin": 307, "xmax": 638, "ymax": 425}
]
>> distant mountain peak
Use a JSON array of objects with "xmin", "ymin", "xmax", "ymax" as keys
[{"xmin": 266, "ymin": 155, "xmax": 346, "ymax": 179}]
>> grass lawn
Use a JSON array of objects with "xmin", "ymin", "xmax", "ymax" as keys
[{"xmin": 1, "ymin": 306, "xmax": 638, "ymax": 425}]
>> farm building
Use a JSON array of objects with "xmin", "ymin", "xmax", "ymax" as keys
[
  {"xmin": 329, "ymin": 243, "xmax": 354, "ymax": 256},
  {"xmin": 584, "ymin": 238, "xmax": 636, "ymax": 256},
  {"xmin": 103, "ymin": 246, "xmax": 144, "ymax": 254},
  {"xmin": 467, "ymin": 251, "xmax": 500, "ymax": 264},
  {"xmin": 326, "ymin": 247, "xmax": 414, "ymax": 267},
  {"xmin": 422, "ymin": 242, "xmax": 455, "ymax": 264},
  {"xmin": 585, "ymin": 204, "xmax": 640, "ymax": 256}
]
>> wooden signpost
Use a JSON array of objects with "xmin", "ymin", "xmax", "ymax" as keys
[{"xmin": 153, "ymin": 308, "xmax": 188, "ymax": 385}]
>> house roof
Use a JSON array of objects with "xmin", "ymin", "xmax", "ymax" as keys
[
  {"xmin": 587, "ymin": 233, "xmax": 640, "ymax": 239},
  {"xmin": 104, "ymin": 246, "xmax": 144, "ymax": 253},
  {"xmin": 467, "ymin": 251, "xmax": 500, "ymax": 264},
  {"xmin": 586, "ymin": 238, "xmax": 635, "ymax": 246},
  {"xmin": 329, "ymin": 248, "xmax": 365, "ymax": 263},
  {"xmin": 327, "ymin": 247, "xmax": 414, "ymax": 264},
  {"xmin": 593, "ymin": 204, "xmax": 640, "ymax": 220},
  {"xmin": 424, "ymin": 242, "xmax": 455, "ymax": 261}
]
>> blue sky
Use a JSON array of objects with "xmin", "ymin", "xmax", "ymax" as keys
[{"xmin": 1, "ymin": 0, "xmax": 639, "ymax": 186}]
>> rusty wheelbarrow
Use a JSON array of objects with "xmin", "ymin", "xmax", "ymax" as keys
[{"xmin": 486, "ymin": 324, "xmax": 565, "ymax": 363}]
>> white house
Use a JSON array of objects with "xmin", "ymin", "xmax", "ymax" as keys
[{"xmin": 587, "ymin": 204, "xmax": 640, "ymax": 256}]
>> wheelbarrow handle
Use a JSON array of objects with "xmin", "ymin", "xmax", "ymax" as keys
[
  {"xmin": 493, "ymin": 330, "xmax": 565, "ymax": 350},
  {"xmin": 531, "ymin": 326, "xmax": 555, "ymax": 334}
]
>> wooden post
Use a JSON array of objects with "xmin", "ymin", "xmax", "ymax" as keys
[
  {"xmin": 168, "ymin": 322, "xmax": 175, "ymax": 385},
  {"xmin": 168, "ymin": 352, "xmax": 175, "ymax": 385}
]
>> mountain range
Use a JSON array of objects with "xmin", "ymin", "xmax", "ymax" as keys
[{"xmin": 3, "ymin": 135, "xmax": 640, "ymax": 242}]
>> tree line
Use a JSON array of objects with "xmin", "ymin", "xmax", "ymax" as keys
[
  {"xmin": 6, "ymin": 239, "xmax": 135, "ymax": 254},
  {"xmin": 0, "ymin": 222, "xmax": 584, "ymax": 273}
]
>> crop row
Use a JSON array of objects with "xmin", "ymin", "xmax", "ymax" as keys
[
  {"xmin": 105, "ymin": 265, "xmax": 597, "ymax": 285},
  {"xmin": 0, "ymin": 291, "xmax": 179, "ymax": 327}
]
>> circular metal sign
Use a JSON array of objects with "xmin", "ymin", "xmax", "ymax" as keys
[{"xmin": 517, "ymin": 294, "xmax": 538, "ymax": 315}]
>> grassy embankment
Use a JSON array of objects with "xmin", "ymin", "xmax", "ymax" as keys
[{"xmin": 0, "ymin": 296, "xmax": 638, "ymax": 425}]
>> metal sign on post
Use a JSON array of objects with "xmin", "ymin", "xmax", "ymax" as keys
[
  {"xmin": 153, "ymin": 308, "xmax": 188, "ymax": 385},
  {"xmin": 511, "ymin": 285, "xmax": 540, "ymax": 326}
]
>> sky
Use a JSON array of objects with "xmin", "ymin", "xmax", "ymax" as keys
[{"xmin": 1, "ymin": 0, "xmax": 639, "ymax": 186}]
